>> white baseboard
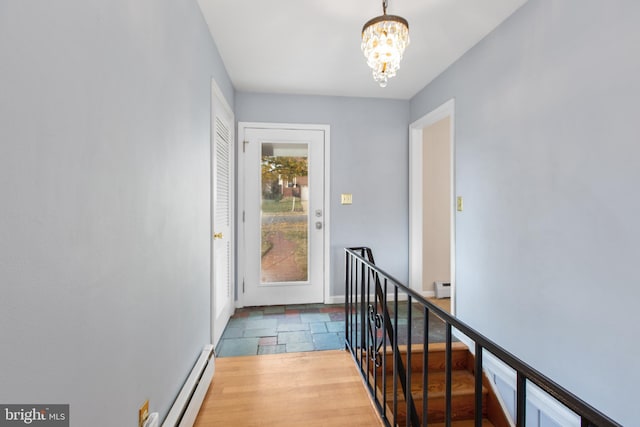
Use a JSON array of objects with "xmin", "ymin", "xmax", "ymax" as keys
[
  {"xmin": 162, "ymin": 345, "xmax": 215, "ymax": 427},
  {"xmin": 324, "ymin": 295, "xmax": 344, "ymax": 304},
  {"xmin": 326, "ymin": 290, "xmax": 434, "ymax": 305}
]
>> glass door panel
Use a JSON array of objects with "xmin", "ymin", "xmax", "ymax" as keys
[{"xmin": 260, "ymin": 142, "xmax": 309, "ymax": 283}]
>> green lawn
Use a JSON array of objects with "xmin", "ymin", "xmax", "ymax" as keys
[{"xmin": 261, "ymin": 197, "xmax": 304, "ymax": 213}]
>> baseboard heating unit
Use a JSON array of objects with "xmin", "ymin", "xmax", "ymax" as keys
[
  {"xmin": 162, "ymin": 345, "xmax": 215, "ymax": 427},
  {"xmin": 434, "ymin": 281, "xmax": 451, "ymax": 299}
]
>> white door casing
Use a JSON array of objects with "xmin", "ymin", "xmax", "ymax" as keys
[
  {"xmin": 238, "ymin": 124, "xmax": 330, "ymax": 307},
  {"xmin": 409, "ymin": 98, "xmax": 456, "ymax": 314},
  {"xmin": 211, "ymin": 82, "xmax": 234, "ymax": 346}
]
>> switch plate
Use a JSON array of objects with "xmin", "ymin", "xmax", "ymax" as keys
[
  {"xmin": 457, "ymin": 196, "xmax": 464, "ymax": 212},
  {"xmin": 341, "ymin": 194, "xmax": 353, "ymax": 205}
]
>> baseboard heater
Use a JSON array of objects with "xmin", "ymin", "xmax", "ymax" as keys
[
  {"xmin": 434, "ymin": 281, "xmax": 451, "ymax": 299},
  {"xmin": 162, "ymin": 344, "xmax": 215, "ymax": 427}
]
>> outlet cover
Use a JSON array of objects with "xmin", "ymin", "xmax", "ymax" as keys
[
  {"xmin": 139, "ymin": 400, "xmax": 149, "ymax": 427},
  {"xmin": 341, "ymin": 194, "xmax": 353, "ymax": 205}
]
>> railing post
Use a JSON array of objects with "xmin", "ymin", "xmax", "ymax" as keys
[
  {"xmin": 360, "ymin": 257, "xmax": 366, "ymax": 367},
  {"xmin": 406, "ymin": 296, "xmax": 412, "ymax": 427},
  {"xmin": 393, "ymin": 287, "xmax": 399, "ymax": 427},
  {"xmin": 475, "ymin": 342, "xmax": 483, "ymax": 427},
  {"xmin": 516, "ymin": 372, "xmax": 526, "ymax": 427},
  {"xmin": 382, "ymin": 277, "xmax": 388, "ymax": 422},
  {"xmin": 345, "ymin": 250, "xmax": 350, "ymax": 350},
  {"xmin": 352, "ymin": 254, "xmax": 358, "ymax": 358},
  {"xmin": 422, "ymin": 307, "xmax": 429, "ymax": 427},
  {"xmin": 445, "ymin": 323, "xmax": 452, "ymax": 427}
]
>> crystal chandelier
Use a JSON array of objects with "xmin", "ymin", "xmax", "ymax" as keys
[{"xmin": 361, "ymin": 0, "xmax": 410, "ymax": 87}]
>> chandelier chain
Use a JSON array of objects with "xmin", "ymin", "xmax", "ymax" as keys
[{"xmin": 382, "ymin": 0, "xmax": 388, "ymax": 15}]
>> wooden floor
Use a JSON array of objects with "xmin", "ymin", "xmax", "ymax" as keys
[
  {"xmin": 426, "ymin": 297, "xmax": 451, "ymax": 313},
  {"xmin": 194, "ymin": 350, "xmax": 384, "ymax": 427}
]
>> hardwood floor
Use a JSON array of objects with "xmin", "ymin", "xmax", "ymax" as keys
[
  {"xmin": 426, "ymin": 297, "xmax": 451, "ymax": 313},
  {"xmin": 194, "ymin": 350, "xmax": 384, "ymax": 426}
]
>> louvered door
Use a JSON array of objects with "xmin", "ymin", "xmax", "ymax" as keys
[{"xmin": 211, "ymin": 86, "xmax": 234, "ymax": 347}]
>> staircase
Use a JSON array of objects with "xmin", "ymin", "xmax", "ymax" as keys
[
  {"xmin": 368, "ymin": 342, "xmax": 510, "ymax": 427},
  {"xmin": 346, "ymin": 247, "xmax": 622, "ymax": 427}
]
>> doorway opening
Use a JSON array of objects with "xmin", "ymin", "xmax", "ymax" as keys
[{"xmin": 409, "ymin": 99, "xmax": 456, "ymax": 314}]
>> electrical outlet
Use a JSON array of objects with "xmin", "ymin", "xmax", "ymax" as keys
[
  {"xmin": 457, "ymin": 196, "xmax": 464, "ymax": 212},
  {"xmin": 341, "ymin": 193, "xmax": 353, "ymax": 205},
  {"xmin": 139, "ymin": 400, "xmax": 149, "ymax": 427}
]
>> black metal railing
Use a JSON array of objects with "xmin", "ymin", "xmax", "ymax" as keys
[{"xmin": 344, "ymin": 247, "xmax": 621, "ymax": 427}]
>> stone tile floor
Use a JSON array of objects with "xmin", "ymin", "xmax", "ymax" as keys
[
  {"xmin": 216, "ymin": 304, "xmax": 346, "ymax": 357},
  {"xmin": 215, "ymin": 301, "xmax": 452, "ymax": 357}
]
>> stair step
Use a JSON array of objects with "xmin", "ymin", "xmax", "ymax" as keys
[
  {"xmin": 378, "ymin": 369, "xmax": 484, "ymax": 397},
  {"xmin": 384, "ymin": 369, "xmax": 487, "ymax": 423},
  {"xmin": 430, "ymin": 419, "xmax": 496, "ymax": 427},
  {"xmin": 374, "ymin": 342, "xmax": 469, "ymax": 376},
  {"xmin": 365, "ymin": 341, "xmax": 508, "ymax": 427}
]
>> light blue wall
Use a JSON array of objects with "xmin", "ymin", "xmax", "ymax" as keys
[
  {"xmin": 0, "ymin": 0, "xmax": 233, "ymax": 425},
  {"xmin": 410, "ymin": 1, "xmax": 639, "ymax": 424},
  {"xmin": 236, "ymin": 92, "xmax": 410, "ymax": 297}
]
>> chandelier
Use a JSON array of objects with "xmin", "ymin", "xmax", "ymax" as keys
[{"xmin": 361, "ymin": 0, "xmax": 410, "ymax": 87}]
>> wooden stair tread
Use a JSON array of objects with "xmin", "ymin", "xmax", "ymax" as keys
[
  {"xmin": 386, "ymin": 392, "xmax": 488, "ymax": 424},
  {"xmin": 429, "ymin": 419, "xmax": 495, "ymax": 427},
  {"xmin": 382, "ymin": 370, "xmax": 486, "ymax": 399},
  {"xmin": 377, "ymin": 343, "xmax": 470, "ymax": 374},
  {"xmin": 383, "ymin": 342, "xmax": 469, "ymax": 354},
  {"xmin": 382, "ymin": 370, "xmax": 488, "ymax": 423},
  {"xmin": 365, "ymin": 342, "xmax": 509, "ymax": 427}
]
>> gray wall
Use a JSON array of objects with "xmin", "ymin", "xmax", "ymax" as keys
[
  {"xmin": 236, "ymin": 93, "xmax": 410, "ymax": 297},
  {"xmin": 0, "ymin": 1, "xmax": 233, "ymax": 425},
  {"xmin": 410, "ymin": 0, "xmax": 640, "ymax": 424}
]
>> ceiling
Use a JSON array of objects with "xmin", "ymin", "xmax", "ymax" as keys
[{"xmin": 197, "ymin": 0, "xmax": 529, "ymax": 100}]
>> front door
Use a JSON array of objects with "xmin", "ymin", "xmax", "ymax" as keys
[{"xmin": 243, "ymin": 127, "xmax": 325, "ymax": 306}]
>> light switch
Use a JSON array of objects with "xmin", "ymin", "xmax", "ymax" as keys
[
  {"xmin": 457, "ymin": 196, "xmax": 464, "ymax": 212},
  {"xmin": 341, "ymin": 194, "xmax": 353, "ymax": 205}
]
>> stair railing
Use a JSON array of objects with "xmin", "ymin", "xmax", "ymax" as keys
[
  {"xmin": 344, "ymin": 247, "xmax": 622, "ymax": 427},
  {"xmin": 345, "ymin": 247, "xmax": 420, "ymax": 427}
]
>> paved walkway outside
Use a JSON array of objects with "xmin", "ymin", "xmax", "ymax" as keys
[{"xmin": 260, "ymin": 231, "xmax": 305, "ymax": 282}]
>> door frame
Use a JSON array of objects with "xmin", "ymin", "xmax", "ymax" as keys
[
  {"xmin": 409, "ymin": 99, "xmax": 456, "ymax": 314},
  {"xmin": 237, "ymin": 122, "xmax": 331, "ymax": 308}
]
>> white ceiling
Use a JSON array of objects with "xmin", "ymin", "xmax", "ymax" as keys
[{"xmin": 197, "ymin": 0, "xmax": 528, "ymax": 100}]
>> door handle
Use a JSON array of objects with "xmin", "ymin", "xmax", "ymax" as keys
[{"xmin": 214, "ymin": 232, "xmax": 223, "ymax": 240}]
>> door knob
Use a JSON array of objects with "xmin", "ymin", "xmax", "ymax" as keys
[{"xmin": 214, "ymin": 232, "xmax": 223, "ymax": 240}]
